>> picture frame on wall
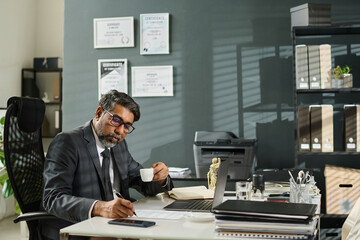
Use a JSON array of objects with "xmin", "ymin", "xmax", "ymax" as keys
[
  {"xmin": 93, "ymin": 17, "xmax": 134, "ymax": 48},
  {"xmin": 131, "ymin": 65, "xmax": 173, "ymax": 97},
  {"xmin": 140, "ymin": 13, "xmax": 170, "ymax": 55},
  {"xmin": 98, "ymin": 59, "xmax": 128, "ymax": 99}
]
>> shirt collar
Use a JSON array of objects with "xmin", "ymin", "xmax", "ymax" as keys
[{"xmin": 91, "ymin": 121, "xmax": 106, "ymax": 153}]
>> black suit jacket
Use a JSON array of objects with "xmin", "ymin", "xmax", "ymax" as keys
[{"xmin": 41, "ymin": 121, "xmax": 173, "ymax": 239}]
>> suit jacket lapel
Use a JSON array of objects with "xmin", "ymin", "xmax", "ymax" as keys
[{"xmin": 83, "ymin": 121, "xmax": 106, "ymax": 197}]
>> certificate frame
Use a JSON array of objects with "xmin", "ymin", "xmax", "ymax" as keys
[
  {"xmin": 131, "ymin": 65, "xmax": 173, "ymax": 97},
  {"xmin": 98, "ymin": 59, "xmax": 128, "ymax": 99},
  {"xmin": 140, "ymin": 13, "xmax": 169, "ymax": 55},
  {"xmin": 94, "ymin": 17, "xmax": 134, "ymax": 48}
]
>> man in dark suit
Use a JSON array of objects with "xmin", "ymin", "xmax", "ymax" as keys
[{"xmin": 42, "ymin": 90, "xmax": 173, "ymax": 240}]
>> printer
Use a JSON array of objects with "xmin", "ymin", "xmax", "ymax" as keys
[{"xmin": 193, "ymin": 131, "xmax": 256, "ymax": 180}]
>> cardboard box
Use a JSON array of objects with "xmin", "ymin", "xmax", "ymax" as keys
[
  {"xmin": 310, "ymin": 105, "xmax": 333, "ymax": 152},
  {"xmin": 34, "ymin": 57, "xmax": 62, "ymax": 69},
  {"xmin": 290, "ymin": 3, "xmax": 331, "ymax": 27},
  {"xmin": 325, "ymin": 165, "xmax": 360, "ymax": 214},
  {"xmin": 344, "ymin": 105, "xmax": 360, "ymax": 151}
]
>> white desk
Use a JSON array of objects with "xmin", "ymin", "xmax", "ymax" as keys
[
  {"xmin": 60, "ymin": 183, "xmax": 319, "ymax": 240},
  {"xmin": 60, "ymin": 194, "xmax": 218, "ymax": 240}
]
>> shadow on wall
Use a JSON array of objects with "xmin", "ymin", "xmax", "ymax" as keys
[
  {"xmin": 256, "ymin": 119, "xmax": 294, "ymax": 169},
  {"xmin": 142, "ymin": 139, "xmax": 191, "ymax": 172}
]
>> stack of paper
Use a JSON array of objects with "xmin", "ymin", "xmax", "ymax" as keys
[
  {"xmin": 165, "ymin": 186, "xmax": 214, "ymax": 200},
  {"xmin": 213, "ymin": 200, "xmax": 318, "ymax": 239},
  {"xmin": 168, "ymin": 167, "xmax": 192, "ymax": 178}
]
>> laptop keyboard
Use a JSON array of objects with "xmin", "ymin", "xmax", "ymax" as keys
[{"xmin": 165, "ymin": 199, "xmax": 214, "ymax": 211}]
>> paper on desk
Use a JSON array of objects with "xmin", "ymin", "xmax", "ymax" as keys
[{"xmin": 131, "ymin": 209, "xmax": 189, "ymax": 220}]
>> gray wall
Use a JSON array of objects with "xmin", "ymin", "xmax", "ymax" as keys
[{"xmin": 63, "ymin": 0, "xmax": 360, "ymax": 173}]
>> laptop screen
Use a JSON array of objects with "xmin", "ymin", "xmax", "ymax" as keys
[{"xmin": 163, "ymin": 159, "xmax": 229, "ymax": 212}]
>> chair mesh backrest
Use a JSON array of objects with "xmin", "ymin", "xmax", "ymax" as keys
[{"xmin": 4, "ymin": 97, "xmax": 45, "ymax": 213}]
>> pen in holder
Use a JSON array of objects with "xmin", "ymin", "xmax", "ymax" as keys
[{"xmin": 289, "ymin": 170, "xmax": 311, "ymax": 203}]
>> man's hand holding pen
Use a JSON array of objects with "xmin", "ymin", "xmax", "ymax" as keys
[{"xmin": 92, "ymin": 198, "xmax": 136, "ymax": 218}]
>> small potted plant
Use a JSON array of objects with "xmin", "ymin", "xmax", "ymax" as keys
[{"xmin": 333, "ymin": 65, "xmax": 353, "ymax": 88}]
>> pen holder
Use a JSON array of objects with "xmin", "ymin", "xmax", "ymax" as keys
[
  {"xmin": 290, "ymin": 182, "xmax": 311, "ymax": 203},
  {"xmin": 236, "ymin": 181, "xmax": 252, "ymax": 200}
]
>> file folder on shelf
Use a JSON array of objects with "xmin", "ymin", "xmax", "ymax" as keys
[
  {"xmin": 319, "ymin": 44, "xmax": 332, "ymax": 89},
  {"xmin": 298, "ymin": 106, "xmax": 311, "ymax": 151},
  {"xmin": 295, "ymin": 45, "xmax": 309, "ymax": 89},
  {"xmin": 310, "ymin": 105, "xmax": 333, "ymax": 152},
  {"xmin": 344, "ymin": 105, "xmax": 360, "ymax": 152},
  {"xmin": 308, "ymin": 45, "xmax": 321, "ymax": 89}
]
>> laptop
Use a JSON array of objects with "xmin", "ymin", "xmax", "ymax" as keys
[{"xmin": 163, "ymin": 160, "xmax": 229, "ymax": 212}]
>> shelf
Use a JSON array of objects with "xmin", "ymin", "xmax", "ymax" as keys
[
  {"xmin": 44, "ymin": 102, "xmax": 61, "ymax": 105},
  {"xmin": 320, "ymin": 214, "xmax": 347, "ymax": 228},
  {"xmin": 297, "ymin": 151, "xmax": 360, "ymax": 156},
  {"xmin": 293, "ymin": 25, "xmax": 360, "ymax": 37},
  {"xmin": 243, "ymin": 103, "xmax": 293, "ymax": 112},
  {"xmin": 22, "ymin": 68, "xmax": 62, "ymax": 72},
  {"xmin": 297, "ymin": 88, "xmax": 360, "ymax": 94}
]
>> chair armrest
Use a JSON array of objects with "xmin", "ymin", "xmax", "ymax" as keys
[{"xmin": 14, "ymin": 211, "xmax": 57, "ymax": 223}]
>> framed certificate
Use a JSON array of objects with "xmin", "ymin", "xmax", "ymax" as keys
[
  {"xmin": 131, "ymin": 66, "xmax": 173, "ymax": 97},
  {"xmin": 98, "ymin": 59, "xmax": 128, "ymax": 99},
  {"xmin": 94, "ymin": 17, "xmax": 134, "ymax": 48},
  {"xmin": 140, "ymin": 13, "xmax": 169, "ymax": 55}
]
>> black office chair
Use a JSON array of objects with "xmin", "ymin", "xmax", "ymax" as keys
[{"xmin": 4, "ymin": 96, "xmax": 55, "ymax": 240}]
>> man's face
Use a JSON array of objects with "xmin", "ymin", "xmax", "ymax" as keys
[{"xmin": 94, "ymin": 104, "xmax": 135, "ymax": 148}]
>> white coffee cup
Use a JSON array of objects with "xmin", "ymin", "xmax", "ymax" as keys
[{"xmin": 140, "ymin": 168, "xmax": 154, "ymax": 182}]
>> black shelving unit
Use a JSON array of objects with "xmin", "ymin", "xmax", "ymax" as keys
[
  {"xmin": 292, "ymin": 25, "xmax": 360, "ymax": 218},
  {"xmin": 292, "ymin": 25, "xmax": 360, "ymax": 165},
  {"xmin": 21, "ymin": 68, "xmax": 63, "ymax": 137}
]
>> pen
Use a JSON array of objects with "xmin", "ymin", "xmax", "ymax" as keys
[{"xmin": 112, "ymin": 189, "xmax": 137, "ymax": 216}]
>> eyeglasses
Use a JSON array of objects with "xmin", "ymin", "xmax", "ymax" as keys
[{"xmin": 104, "ymin": 109, "xmax": 135, "ymax": 134}]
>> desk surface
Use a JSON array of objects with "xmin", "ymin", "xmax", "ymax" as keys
[
  {"xmin": 60, "ymin": 194, "xmax": 218, "ymax": 240},
  {"xmin": 60, "ymin": 183, "xmax": 319, "ymax": 240}
]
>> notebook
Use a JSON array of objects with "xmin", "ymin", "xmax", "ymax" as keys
[{"xmin": 163, "ymin": 159, "xmax": 229, "ymax": 212}]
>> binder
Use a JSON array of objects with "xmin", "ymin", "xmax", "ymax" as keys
[
  {"xmin": 295, "ymin": 45, "xmax": 309, "ymax": 89},
  {"xmin": 319, "ymin": 44, "xmax": 332, "ymax": 89},
  {"xmin": 212, "ymin": 200, "xmax": 317, "ymax": 220},
  {"xmin": 344, "ymin": 105, "xmax": 360, "ymax": 152},
  {"xmin": 53, "ymin": 77, "xmax": 61, "ymax": 102},
  {"xmin": 310, "ymin": 105, "xmax": 333, "ymax": 152},
  {"xmin": 298, "ymin": 106, "xmax": 310, "ymax": 151},
  {"xmin": 307, "ymin": 45, "xmax": 321, "ymax": 89}
]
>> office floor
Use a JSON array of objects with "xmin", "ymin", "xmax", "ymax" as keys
[{"xmin": 0, "ymin": 215, "xmax": 25, "ymax": 240}]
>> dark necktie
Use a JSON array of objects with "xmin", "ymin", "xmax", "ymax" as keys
[{"xmin": 101, "ymin": 148, "xmax": 113, "ymax": 201}]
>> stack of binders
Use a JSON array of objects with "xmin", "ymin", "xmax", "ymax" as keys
[{"xmin": 212, "ymin": 200, "xmax": 318, "ymax": 239}]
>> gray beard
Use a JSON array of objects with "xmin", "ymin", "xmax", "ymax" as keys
[{"xmin": 95, "ymin": 122, "xmax": 122, "ymax": 148}]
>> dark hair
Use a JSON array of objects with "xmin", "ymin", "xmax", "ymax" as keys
[{"xmin": 99, "ymin": 90, "xmax": 140, "ymax": 122}]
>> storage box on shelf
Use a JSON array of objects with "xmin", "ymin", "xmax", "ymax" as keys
[{"xmin": 325, "ymin": 165, "xmax": 360, "ymax": 215}]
